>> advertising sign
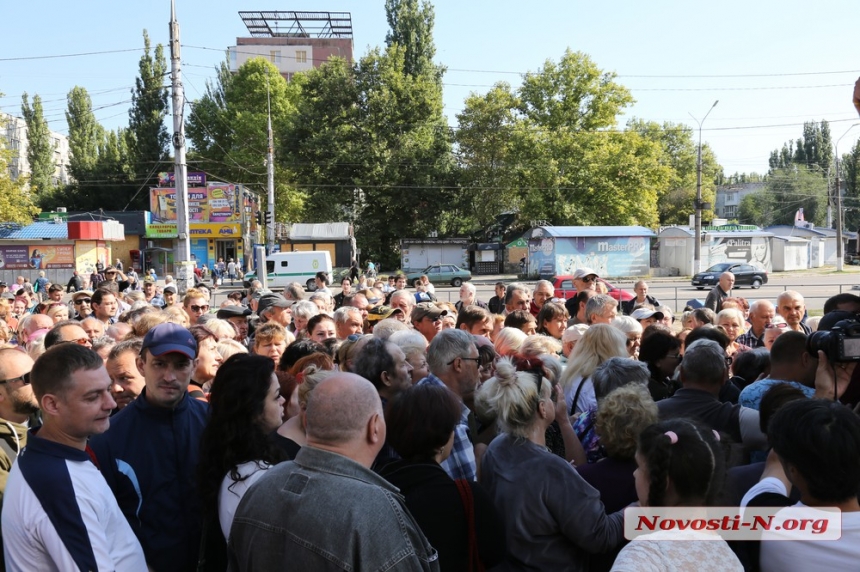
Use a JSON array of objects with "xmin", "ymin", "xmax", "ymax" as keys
[
  {"xmin": 145, "ymin": 223, "xmax": 241, "ymax": 238},
  {"xmin": 0, "ymin": 246, "xmax": 30, "ymax": 269},
  {"xmin": 157, "ymin": 171, "xmax": 206, "ymax": 187},
  {"xmin": 150, "ymin": 184, "xmax": 243, "ymax": 223},
  {"xmin": 0, "ymin": 245, "xmax": 75, "ymax": 269},
  {"xmin": 207, "ymin": 183, "xmax": 242, "ymax": 223},
  {"xmin": 527, "ymin": 233, "xmax": 651, "ymax": 278}
]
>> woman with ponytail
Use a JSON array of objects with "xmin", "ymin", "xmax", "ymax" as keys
[
  {"xmin": 611, "ymin": 419, "xmax": 742, "ymax": 571},
  {"xmin": 478, "ymin": 358, "xmax": 625, "ymax": 571}
]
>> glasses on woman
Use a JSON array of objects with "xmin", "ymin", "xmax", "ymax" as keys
[{"xmin": 765, "ymin": 323, "xmax": 788, "ymax": 329}]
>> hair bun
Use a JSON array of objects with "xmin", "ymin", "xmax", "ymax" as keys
[{"xmin": 493, "ymin": 358, "xmax": 518, "ymax": 386}]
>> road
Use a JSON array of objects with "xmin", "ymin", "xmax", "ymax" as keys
[
  {"xmin": 426, "ymin": 273, "xmax": 859, "ymax": 314},
  {"xmin": 210, "ymin": 270, "xmax": 859, "ymax": 315}
]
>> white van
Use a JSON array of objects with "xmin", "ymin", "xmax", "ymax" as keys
[{"xmin": 243, "ymin": 251, "xmax": 333, "ymax": 291}]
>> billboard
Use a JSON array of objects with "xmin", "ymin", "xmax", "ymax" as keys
[
  {"xmin": 0, "ymin": 245, "xmax": 76, "ymax": 269},
  {"xmin": 149, "ymin": 184, "xmax": 243, "ymax": 224},
  {"xmin": 528, "ymin": 235, "xmax": 651, "ymax": 278},
  {"xmin": 157, "ymin": 171, "xmax": 206, "ymax": 187}
]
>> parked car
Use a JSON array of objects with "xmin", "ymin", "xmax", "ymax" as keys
[
  {"xmin": 405, "ymin": 264, "xmax": 472, "ymax": 287},
  {"xmin": 691, "ymin": 262, "xmax": 768, "ymax": 289},
  {"xmin": 551, "ymin": 276, "xmax": 635, "ymax": 303}
]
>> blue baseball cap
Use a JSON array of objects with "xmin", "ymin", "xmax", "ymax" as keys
[{"xmin": 141, "ymin": 323, "xmax": 197, "ymax": 359}]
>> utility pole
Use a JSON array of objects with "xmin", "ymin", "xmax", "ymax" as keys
[
  {"xmin": 690, "ymin": 100, "xmax": 719, "ymax": 274},
  {"xmin": 835, "ymin": 123, "xmax": 859, "ymax": 271},
  {"xmin": 266, "ymin": 74, "xmax": 276, "ymax": 252},
  {"xmin": 169, "ymin": 0, "xmax": 193, "ymax": 291}
]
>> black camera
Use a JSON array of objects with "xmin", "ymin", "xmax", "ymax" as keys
[{"xmin": 807, "ymin": 319, "xmax": 860, "ymax": 363}]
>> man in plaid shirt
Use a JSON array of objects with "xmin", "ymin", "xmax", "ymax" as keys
[
  {"xmin": 736, "ymin": 300, "xmax": 775, "ymax": 349},
  {"xmin": 417, "ymin": 329, "xmax": 480, "ymax": 481}
]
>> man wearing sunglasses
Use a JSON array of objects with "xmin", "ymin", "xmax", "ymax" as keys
[
  {"xmin": 572, "ymin": 267, "xmax": 599, "ymax": 294},
  {"xmin": 70, "ymin": 290, "xmax": 93, "ymax": 320},
  {"xmin": 0, "ymin": 348, "xmax": 40, "ymax": 564},
  {"xmin": 43, "ymin": 321, "xmax": 93, "ymax": 350}
]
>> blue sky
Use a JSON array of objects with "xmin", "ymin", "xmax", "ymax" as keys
[{"xmin": 3, "ymin": 0, "xmax": 860, "ymax": 175}]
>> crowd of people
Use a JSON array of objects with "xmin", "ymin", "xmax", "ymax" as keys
[{"xmin": 0, "ymin": 262, "xmax": 858, "ymax": 571}]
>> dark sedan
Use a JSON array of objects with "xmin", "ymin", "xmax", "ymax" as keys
[{"xmin": 691, "ymin": 262, "xmax": 768, "ymax": 289}]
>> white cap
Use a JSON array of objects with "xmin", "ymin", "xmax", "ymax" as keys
[{"xmin": 562, "ymin": 323, "xmax": 590, "ymax": 342}]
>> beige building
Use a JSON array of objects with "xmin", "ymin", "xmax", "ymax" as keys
[
  {"xmin": 229, "ymin": 11, "xmax": 354, "ymax": 82},
  {"xmin": 1, "ymin": 111, "xmax": 71, "ymax": 187}
]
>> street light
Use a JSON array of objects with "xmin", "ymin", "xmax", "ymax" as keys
[
  {"xmin": 835, "ymin": 123, "xmax": 859, "ymax": 271},
  {"xmin": 690, "ymin": 100, "xmax": 719, "ymax": 274}
]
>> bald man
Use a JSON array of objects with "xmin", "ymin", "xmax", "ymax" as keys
[
  {"xmin": 0, "ymin": 349, "xmax": 39, "ymax": 565},
  {"xmin": 229, "ymin": 373, "xmax": 438, "ymax": 571},
  {"xmin": 777, "ymin": 290, "xmax": 811, "ymax": 334},
  {"xmin": 704, "ymin": 272, "xmax": 734, "ymax": 313}
]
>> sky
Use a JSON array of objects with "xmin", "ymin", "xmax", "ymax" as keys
[{"xmin": 3, "ymin": 0, "xmax": 860, "ymax": 176}]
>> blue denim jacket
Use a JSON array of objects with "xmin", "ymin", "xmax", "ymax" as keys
[{"xmin": 228, "ymin": 446, "xmax": 440, "ymax": 571}]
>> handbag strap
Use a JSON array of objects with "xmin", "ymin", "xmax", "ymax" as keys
[{"xmin": 454, "ymin": 479, "xmax": 484, "ymax": 572}]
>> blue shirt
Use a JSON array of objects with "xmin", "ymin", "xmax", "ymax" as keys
[
  {"xmin": 417, "ymin": 374, "xmax": 477, "ymax": 481},
  {"xmin": 738, "ymin": 378, "xmax": 815, "ymax": 410}
]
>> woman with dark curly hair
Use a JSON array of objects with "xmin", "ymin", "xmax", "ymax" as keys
[{"xmin": 197, "ymin": 354, "xmax": 286, "ymax": 570}]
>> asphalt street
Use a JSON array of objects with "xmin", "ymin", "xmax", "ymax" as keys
[{"xmin": 211, "ymin": 268, "xmax": 860, "ymax": 314}]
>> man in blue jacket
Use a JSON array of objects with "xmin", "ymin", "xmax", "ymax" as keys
[{"xmin": 89, "ymin": 322, "xmax": 208, "ymax": 572}]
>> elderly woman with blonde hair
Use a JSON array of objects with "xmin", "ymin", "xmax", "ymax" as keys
[
  {"xmin": 611, "ymin": 315, "xmax": 643, "ymax": 359},
  {"xmin": 559, "ymin": 324, "xmax": 628, "ymax": 415},
  {"xmin": 493, "ymin": 326, "xmax": 527, "ymax": 357},
  {"xmin": 479, "ymin": 358, "xmax": 624, "ymax": 569},
  {"xmin": 716, "ymin": 307, "xmax": 749, "ymax": 357}
]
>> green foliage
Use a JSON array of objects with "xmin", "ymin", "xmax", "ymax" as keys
[
  {"xmin": 738, "ymin": 166, "xmax": 828, "ymax": 227},
  {"xmin": 0, "ymin": 144, "xmax": 40, "ymax": 223},
  {"xmin": 66, "ymin": 86, "xmax": 103, "ymax": 179},
  {"xmin": 769, "ymin": 121, "xmax": 833, "ymax": 175},
  {"xmin": 840, "ymin": 139, "xmax": 860, "ymax": 233},
  {"xmin": 21, "ymin": 93, "xmax": 56, "ymax": 194},
  {"xmin": 43, "ymin": 86, "xmax": 136, "ymax": 211},
  {"xmin": 127, "ymin": 30, "xmax": 169, "ymax": 194},
  {"xmin": 282, "ymin": 45, "xmax": 454, "ymax": 267},
  {"xmin": 454, "ymin": 83, "xmax": 523, "ymax": 234},
  {"xmin": 453, "ymin": 50, "xmax": 670, "ymax": 234},
  {"xmin": 628, "ymin": 120, "xmax": 721, "ymax": 225},
  {"xmin": 384, "ymin": 0, "xmax": 442, "ymax": 82},
  {"xmin": 186, "ymin": 57, "xmax": 304, "ymax": 223}
]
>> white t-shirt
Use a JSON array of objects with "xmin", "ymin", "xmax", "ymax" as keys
[
  {"xmin": 2, "ymin": 438, "xmax": 146, "ymax": 572},
  {"xmin": 218, "ymin": 461, "xmax": 272, "ymax": 540},
  {"xmin": 743, "ymin": 477, "xmax": 860, "ymax": 572},
  {"xmin": 612, "ymin": 530, "xmax": 743, "ymax": 571}
]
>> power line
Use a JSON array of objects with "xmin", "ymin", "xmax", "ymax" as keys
[{"xmin": 0, "ymin": 47, "xmax": 144, "ymax": 62}]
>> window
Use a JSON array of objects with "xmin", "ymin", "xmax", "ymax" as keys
[
  {"xmin": 295, "ymin": 50, "xmax": 307, "ymax": 64},
  {"xmin": 266, "ymin": 261, "xmax": 275, "ymax": 274},
  {"xmin": 561, "ymin": 280, "xmax": 574, "ymax": 289},
  {"xmin": 427, "ymin": 266, "xmax": 440, "ymax": 274},
  {"xmin": 269, "ymin": 50, "xmax": 281, "ymax": 65}
]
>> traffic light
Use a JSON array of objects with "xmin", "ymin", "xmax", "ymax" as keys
[
  {"xmin": 265, "ymin": 211, "xmax": 273, "ymax": 225},
  {"xmin": 255, "ymin": 211, "xmax": 262, "ymax": 225}
]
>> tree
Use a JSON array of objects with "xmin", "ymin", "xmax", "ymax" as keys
[
  {"xmin": 40, "ymin": 86, "xmax": 136, "ymax": 211},
  {"xmin": 65, "ymin": 86, "xmax": 103, "ymax": 180},
  {"xmin": 840, "ymin": 139, "xmax": 860, "ymax": 233},
  {"xmin": 280, "ymin": 44, "xmax": 455, "ymax": 268},
  {"xmin": 187, "ymin": 57, "xmax": 304, "ymax": 223},
  {"xmin": 384, "ymin": 0, "xmax": 442, "ymax": 83},
  {"xmin": 739, "ymin": 166, "xmax": 828, "ymax": 227},
  {"xmin": 127, "ymin": 30, "xmax": 169, "ymax": 200},
  {"xmin": 454, "ymin": 83, "xmax": 523, "ymax": 236},
  {"xmin": 628, "ymin": 120, "xmax": 721, "ymax": 225},
  {"xmin": 20, "ymin": 93, "xmax": 56, "ymax": 194},
  {"xmin": 0, "ymin": 144, "xmax": 39, "ymax": 223}
]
